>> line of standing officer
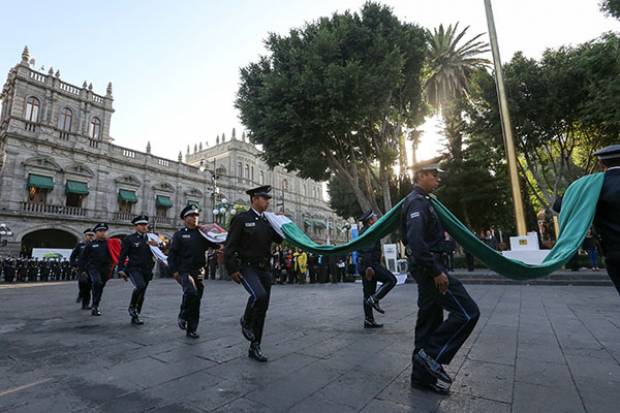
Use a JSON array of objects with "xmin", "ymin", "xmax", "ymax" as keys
[
  {"xmin": 71, "ymin": 228, "xmax": 94, "ymax": 309},
  {"xmin": 117, "ymin": 215, "xmax": 159, "ymax": 325},
  {"xmin": 79, "ymin": 223, "xmax": 112, "ymax": 316},
  {"xmin": 401, "ymin": 163, "xmax": 480, "ymax": 394},
  {"xmin": 224, "ymin": 185, "xmax": 283, "ymax": 362},
  {"xmin": 357, "ymin": 210, "xmax": 397, "ymax": 329},
  {"xmin": 167, "ymin": 205, "xmax": 220, "ymax": 339}
]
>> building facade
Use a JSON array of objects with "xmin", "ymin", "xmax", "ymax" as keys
[{"xmin": 0, "ymin": 47, "xmax": 345, "ymax": 257}]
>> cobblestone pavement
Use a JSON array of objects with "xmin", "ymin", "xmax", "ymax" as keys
[{"xmin": 1, "ymin": 279, "xmax": 619, "ymax": 412}]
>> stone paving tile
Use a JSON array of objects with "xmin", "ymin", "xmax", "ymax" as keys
[
  {"xmin": 512, "ymin": 381, "xmax": 585, "ymax": 413},
  {"xmin": 2, "ymin": 280, "xmax": 620, "ymax": 412}
]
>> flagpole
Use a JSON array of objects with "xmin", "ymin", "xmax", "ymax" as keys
[{"xmin": 484, "ymin": 0, "xmax": 527, "ymax": 236}]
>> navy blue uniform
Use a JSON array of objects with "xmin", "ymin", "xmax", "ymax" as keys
[
  {"xmin": 402, "ymin": 186, "xmax": 479, "ymax": 382},
  {"xmin": 118, "ymin": 232, "xmax": 156, "ymax": 314},
  {"xmin": 71, "ymin": 241, "xmax": 92, "ymax": 308},
  {"xmin": 224, "ymin": 209, "xmax": 283, "ymax": 345},
  {"xmin": 594, "ymin": 167, "xmax": 620, "ymax": 294},
  {"xmin": 358, "ymin": 225, "xmax": 397, "ymax": 321},
  {"xmin": 168, "ymin": 227, "xmax": 218, "ymax": 334},
  {"xmin": 79, "ymin": 239, "xmax": 111, "ymax": 308},
  {"xmin": 2, "ymin": 259, "xmax": 15, "ymax": 283}
]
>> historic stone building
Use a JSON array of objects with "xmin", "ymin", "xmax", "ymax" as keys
[{"xmin": 0, "ymin": 47, "xmax": 345, "ymax": 257}]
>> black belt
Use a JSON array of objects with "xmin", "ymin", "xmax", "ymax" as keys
[{"xmin": 240, "ymin": 258, "xmax": 270, "ymax": 270}]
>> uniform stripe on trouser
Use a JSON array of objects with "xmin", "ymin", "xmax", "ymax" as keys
[
  {"xmin": 436, "ymin": 290, "xmax": 472, "ymax": 362},
  {"xmin": 241, "ymin": 277, "xmax": 258, "ymax": 306}
]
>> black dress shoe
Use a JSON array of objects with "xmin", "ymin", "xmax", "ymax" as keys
[
  {"xmin": 240, "ymin": 317, "xmax": 255, "ymax": 342},
  {"xmin": 91, "ymin": 307, "xmax": 102, "ymax": 316},
  {"xmin": 248, "ymin": 343, "xmax": 268, "ymax": 362},
  {"xmin": 411, "ymin": 378, "xmax": 450, "ymax": 395},
  {"xmin": 364, "ymin": 319, "xmax": 384, "ymax": 329},
  {"xmin": 81, "ymin": 305, "xmax": 91, "ymax": 310},
  {"xmin": 366, "ymin": 296, "xmax": 385, "ymax": 314},
  {"xmin": 131, "ymin": 315, "xmax": 144, "ymax": 325},
  {"xmin": 186, "ymin": 331, "xmax": 200, "ymax": 339},
  {"xmin": 178, "ymin": 318, "xmax": 187, "ymax": 330},
  {"xmin": 413, "ymin": 350, "xmax": 452, "ymax": 384}
]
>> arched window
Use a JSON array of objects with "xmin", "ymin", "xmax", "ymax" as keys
[
  {"xmin": 59, "ymin": 107, "xmax": 72, "ymax": 131},
  {"xmin": 25, "ymin": 96, "xmax": 40, "ymax": 122},
  {"xmin": 283, "ymin": 179, "xmax": 289, "ymax": 191},
  {"xmin": 88, "ymin": 117, "xmax": 101, "ymax": 139}
]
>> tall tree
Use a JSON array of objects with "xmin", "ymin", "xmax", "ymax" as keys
[
  {"xmin": 601, "ymin": 0, "xmax": 620, "ymax": 19},
  {"xmin": 236, "ymin": 2, "xmax": 427, "ymax": 213},
  {"xmin": 466, "ymin": 33, "xmax": 620, "ymax": 210}
]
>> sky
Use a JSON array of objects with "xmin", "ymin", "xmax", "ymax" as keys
[{"xmin": 0, "ymin": 0, "xmax": 617, "ymax": 162}]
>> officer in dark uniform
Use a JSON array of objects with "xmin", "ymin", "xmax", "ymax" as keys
[
  {"xmin": 592, "ymin": 145, "xmax": 620, "ymax": 294},
  {"xmin": 402, "ymin": 163, "xmax": 480, "ymax": 394},
  {"xmin": 79, "ymin": 223, "xmax": 112, "ymax": 316},
  {"xmin": 2, "ymin": 258, "xmax": 15, "ymax": 283},
  {"xmin": 224, "ymin": 185, "xmax": 283, "ymax": 362},
  {"xmin": 27, "ymin": 258, "xmax": 39, "ymax": 282},
  {"xmin": 71, "ymin": 228, "xmax": 94, "ymax": 309},
  {"xmin": 39, "ymin": 258, "xmax": 50, "ymax": 281},
  {"xmin": 117, "ymin": 215, "xmax": 158, "ymax": 325},
  {"xmin": 357, "ymin": 210, "xmax": 397, "ymax": 329},
  {"xmin": 61, "ymin": 258, "xmax": 71, "ymax": 280},
  {"xmin": 168, "ymin": 205, "xmax": 219, "ymax": 339}
]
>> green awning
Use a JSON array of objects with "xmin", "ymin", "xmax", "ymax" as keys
[
  {"xmin": 65, "ymin": 180, "xmax": 89, "ymax": 195},
  {"xmin": 118, "ymin": 189, "xmax": 138, "ymax": 203},
  {"xmin": 156, "ymin": 195, "xmax": 173, "ymax": 208},
  {"xmin": 27, "ymin": 174, "xmax": 54, "ymax": 190}
]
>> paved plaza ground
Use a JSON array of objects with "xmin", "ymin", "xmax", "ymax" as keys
[{"xmin": 1, "ymin": 279, "xmax": 620, "ymax": 413}]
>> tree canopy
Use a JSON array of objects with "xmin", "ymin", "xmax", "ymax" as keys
[{"xmin": 236, "ymin": 1, "xmax": 427, "ymax": 213}]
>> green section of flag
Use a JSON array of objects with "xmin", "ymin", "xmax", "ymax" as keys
[{"xmin": 279, "ymin": 173, "xmax": 605, "ymax": 281}]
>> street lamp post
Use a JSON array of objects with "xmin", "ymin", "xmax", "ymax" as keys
[
  {"xmin": 200, "ymin": 158, "xmax": 219, "ymax": 222},
  {"xmin": 0, "ymin": 224, "xmax": 14, "ymax": 248},
  {"xmin": 484, "ymin": 0, "xmax": 527, "ymax": 236}
]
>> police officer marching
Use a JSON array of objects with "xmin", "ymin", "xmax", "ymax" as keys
[
  {"xmin": 402, "ymin": 163, "xmax": 480, "ymax": 394},
  {"xmin": 117, "ymin": 215, "xmax": 159, "ymax": 325},
  {"xmin": 592, "ymin": 144, "xmax": 620, "ymax": 294},
  {"xmin": 357, "ymin": 210, "xmax": 397, "ymax": 329},
  {"xmin": 224, "ymin": 185, "xmax": 283, "ymax": 362},
  {"xmin": 71, "ymin": 228, "xmax": 94, "ymax": 309},
  {"xmin": 167, "ymin": 204, "xmax": 220, "ymax": 339},
  {"xmin": 79, "ymin": 223, "xmax": 112, "ymax": 316}
]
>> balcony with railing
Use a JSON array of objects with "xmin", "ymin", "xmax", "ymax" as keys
[{"xmin": 21, "ymin": 202, "xmax": 86, "ymax": 217}]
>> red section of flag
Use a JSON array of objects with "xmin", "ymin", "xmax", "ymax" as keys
[{"xmin": 107, "ymin": 238, "xmax": 121, "ymax": 266}]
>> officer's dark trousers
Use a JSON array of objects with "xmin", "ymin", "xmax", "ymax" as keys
[
  {"xmin": 363, "ymin": 263, "xmax": 397, "ymax": 320},
  {"xmin": 179, "ymin": 273, "xmax": 204, "ymax": 333},
  {"xmin": 240, "ymin": 267, "xmax": 271, "ymax": 344},
  {"xmin": 78, "ymin": 271, "xmax": 91, "ymax": 307},
  {"xmin": 411, "ymin": 269, "xmax": 479, "ymax": 366},
  {"xmin": 129, "ymin": 270, "xmax": 152, "ymax": 313},
  {"xmin": 88, "ymin": 268, "xmax": 108, "ymax": 307},
  {"xmin": 606, "ymin": 257, "xmax": 620, "ymax": 296}
]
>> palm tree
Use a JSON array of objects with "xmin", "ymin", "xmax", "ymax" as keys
[
  {"xmin": 425, "ymin": 23, "xmax": 491, "ymax": 114},
  {"xmin": 424, "ymin": 23, "xmax": 490, "ymax": 227}
]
